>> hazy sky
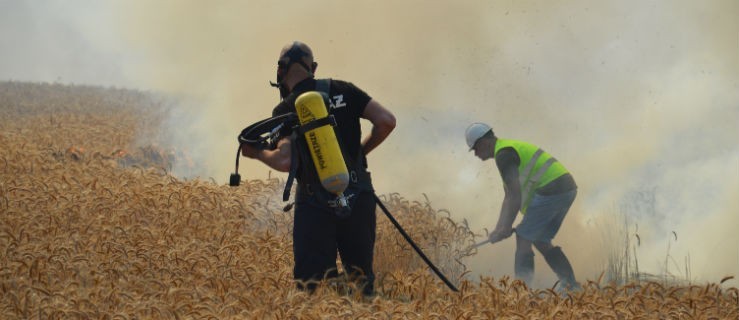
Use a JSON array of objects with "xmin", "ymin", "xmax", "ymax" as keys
[{"xmin": 1, "ymin": 0, "xmax": 737, "ymax": 286}]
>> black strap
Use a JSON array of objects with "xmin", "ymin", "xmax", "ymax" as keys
[
  {"xmin": 296, "ymin": 115, "xmax": 337, "ymax": 135},
  {"xmin": 283, "ymin": 132, "xmax": 300, "ymax": 201},
  {"xmin": 316, "ymin": 78, "xmax": 331, "ymax": 96}
]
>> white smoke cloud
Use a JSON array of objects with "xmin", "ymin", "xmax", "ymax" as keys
[{"xmin": 1, "ymin": 0, "xmax": 737, "ymax": 287}]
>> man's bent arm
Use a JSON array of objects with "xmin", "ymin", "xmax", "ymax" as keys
[
  {"xmin": 241, "ymin": 137, "xmax": 292, "ymax": 172},
  {"xmin": 361, "ymin": 99, "xmax": 396, "ymax": 155},
  {"xmin": 490, "ymin": 154, "xmax": 521, "ymax": 242},
  {"xmin": 497, "ymin": 180, "xmax": 522, "ymax": 230}
]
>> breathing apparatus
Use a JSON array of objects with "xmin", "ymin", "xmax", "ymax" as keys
[
  {"xmin": 294, "ymin": 91, "xmax": 353, "ymax": 216},
  {"xmin": 229, "ymin": 88, "xmax": 353, "ymax": 216}
]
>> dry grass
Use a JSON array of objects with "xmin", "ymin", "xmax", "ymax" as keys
[{"xmin": 1, "ymin": 81, "xmax": 737, "ymax": 319}]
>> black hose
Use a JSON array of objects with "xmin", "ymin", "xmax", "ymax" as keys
[
  {"xmin": 229, "ymin": 144, "xmax": 243, "ymax": 187},
  {"xmin": 235, "ymin": 143, "xmax": 242, "ymax": 173},
  {"xmin": 231, "ymin": 113, "xmax": 297, "ymax": 187},
  {"xmin": 238, "ymin": 113, "xmax": 297, "ymax": 147},
  {"xmin": 373, "ymin": 194, "xmax": 459, "ymax": 292}
]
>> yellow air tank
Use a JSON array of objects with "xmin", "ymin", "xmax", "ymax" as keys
[{"xmin": 295, "ymin": 91, "xmax": 349, "ymax": 196}]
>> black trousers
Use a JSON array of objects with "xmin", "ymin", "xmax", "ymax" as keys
[{"xmin": 292, "ymin": 191, "xmax": 376, "ymax": 294}]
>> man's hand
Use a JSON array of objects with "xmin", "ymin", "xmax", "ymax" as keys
[
  {"xmin": 360, "ymin": 99, "xmax": 396, "ymax": 155},
  {"xmin": 241, "ymin": 144, "xmax": 260, "ymax": 159},
  {"xmin": 488, "ymin": 226, "xmax": 514, "ymax": 244}
]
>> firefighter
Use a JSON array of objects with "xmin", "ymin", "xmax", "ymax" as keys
[{"xmin": 241, "ymin": 41, "xmax": 396, "ymax": 296}]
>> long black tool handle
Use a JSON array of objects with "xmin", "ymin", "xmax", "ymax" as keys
[{"xmin": 373, "ymin": 194, "xmax": 459, "ymax": 292}]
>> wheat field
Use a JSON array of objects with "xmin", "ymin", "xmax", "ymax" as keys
[{"xmin": 1, "ymin": 81, "xmax": 737, "ymax": 319}]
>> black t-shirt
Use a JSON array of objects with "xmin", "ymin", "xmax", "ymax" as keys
[
  {"xmin": 495, "ymin": 147, "xmax": 577, "ymax": 195},
  {"xmin": 272, "ymin": 77, "xmax": 372, "ymax": 170}
]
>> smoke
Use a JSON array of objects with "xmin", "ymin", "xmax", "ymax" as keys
[
  {"xmin": 0, "ymin": 1, "xmax": 128, "ymax": 86},
  {"xmin": 1, "ymin": 0, "xmax": 737, "ymax": 286}
]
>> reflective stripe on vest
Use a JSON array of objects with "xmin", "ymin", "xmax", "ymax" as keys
[{"xmin": 494, "ymin": 139, "xmax": 569, "ymax": 214}]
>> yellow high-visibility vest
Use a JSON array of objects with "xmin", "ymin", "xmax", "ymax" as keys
[{"xmin": 494, "ymin": 139, "xmax": 569, "ymax": 214}]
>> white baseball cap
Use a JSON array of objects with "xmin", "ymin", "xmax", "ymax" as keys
[{"xmin": 465, "ymin": 123, "xmax": 492, "ymax": 150}]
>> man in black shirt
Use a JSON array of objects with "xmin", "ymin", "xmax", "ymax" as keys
[
  {"xmin": 242, "ymin": 41, "xmax": 396, "ymax": 296},
  {"xmin": 465, "ymin": 123, "xmax": 580, "ymax": 290}
]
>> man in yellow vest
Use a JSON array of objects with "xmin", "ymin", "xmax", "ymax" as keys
[{"xmin": 465, "ymin": 123, "xmax": 580, "ymax": 290}]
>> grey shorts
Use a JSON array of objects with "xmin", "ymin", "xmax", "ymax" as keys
[{"xmin": 516, "ymin": 189, "xmax": 577, "ymax": 244}]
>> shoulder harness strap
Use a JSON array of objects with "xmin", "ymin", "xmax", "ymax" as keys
[{"xmin": 316, "ymin": 78, "xmax": 331, "ymax": 96}]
